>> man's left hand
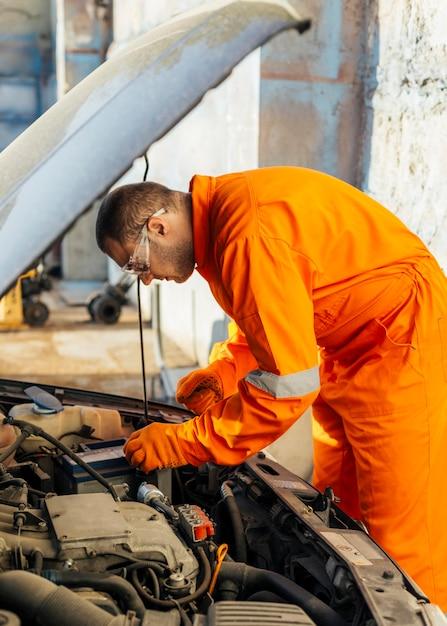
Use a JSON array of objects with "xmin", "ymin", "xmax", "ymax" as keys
[{"xmin": 124, "ymin": 422, "xmax": 188, "ymax": 472}]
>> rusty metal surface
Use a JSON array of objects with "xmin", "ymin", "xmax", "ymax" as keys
[
  {"xmin": 259, "ymin": 78, "xmax": 362, "ymax": 180},
  {"xmin": 259, "ymin": 0, "xmax": 364, "ymax": 184},
  {"xmin": 63, "ymin": 0, "xmax": 113, "ymax": 89},
  {"xmin": 260, "ymin": 0, "xmax": 364, "ymax": 82},
  {"xmin": 0, "ymin": 0, "xmax": 307, "ymax": 299}
]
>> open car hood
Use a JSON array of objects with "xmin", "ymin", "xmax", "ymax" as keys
[{"xmin": 0, "ymin": 0, "xmax": 309, "ymax": 298}]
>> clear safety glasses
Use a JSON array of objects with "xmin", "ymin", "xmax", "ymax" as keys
[{"xmin": 121, "ymin": 208, "xmax": 166, "ymax": 275}]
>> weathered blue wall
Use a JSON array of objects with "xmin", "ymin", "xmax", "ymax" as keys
[
  {"xmin": 63, "ymin": 0, "xmax": 112, "ymax": 87},
  {"xmin": 0, "ymin": 1, "xmax": 55, "ymax": 150}
]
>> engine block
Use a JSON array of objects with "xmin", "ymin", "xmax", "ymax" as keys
[{"xmin": 0, "ymin": 493, "xmax": 198, "ymax": 581}]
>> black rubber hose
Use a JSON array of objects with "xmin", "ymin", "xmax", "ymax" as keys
[
  {"xmin": 28, "ymin": 486, "xmax": 47, "ymax": 497},
  {"xmin": 0, "ymin": 428, "xmax": 32, "ymax": 463},
  {"xmin": 220, "ymin": 481, "xmax": 247, "ymax": 562},
  {"xmin": 4, "ymin": 417, "xmax": 119, "ymax": 501},
  {"xmin": 32, "ymin": 549, "xmax": 44, "ymax": 576},
  {"xmin": 132, "ymin": 546, "xmax": 211, "ymax": 609},
  {"xmin": 0, "ymin": 570, "xmax": 118, "ymax": 626},
  {"xmin": 143, "ymin": 567, "xmax": 161, "ymax": 599},
  {"xmin": 218, "ymin": 562, "xmax": 348, "ymax": 626},
  {"xmin": 107, "ymin": 560, "xmax": 166, "ymax": 579},
  {"xmin": 100, "ymin": 552, "xmax": 167, "ymax": 575},
  {"xmin": 108, "ymin": 562, "xmax": 163, "ymax": 577},
  {"xmin": 43, "ymin": 570, "xmax": 145, "ymax": 619},
  {"xmin": 248, "ymin": 590, "xmax": 288, "ymax": 603},
  {"xmin": 175, "ymin": 601, "xmax": 193, "ymax": 626},
  {"xmin": 0, "ymin": 477, "xmax": 26, "ymax": 487}
]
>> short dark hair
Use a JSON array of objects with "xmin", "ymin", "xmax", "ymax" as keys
[{"xmin": 95, "ymin": 182, "xmax": 174, "ymax": 252}]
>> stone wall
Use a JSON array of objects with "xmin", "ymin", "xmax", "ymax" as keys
[{"xmin": 362, "ymin": 0, "xmax": 447, "ymax": 267}]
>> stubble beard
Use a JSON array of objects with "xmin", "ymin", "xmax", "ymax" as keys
[{"xmin": 153, "ymin": 237, "xmax": 195, "ymax": 282}]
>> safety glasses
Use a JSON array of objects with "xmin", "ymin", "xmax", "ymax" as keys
[{"xmin": 121, "ymin": 208, "xmax": 166, "ymax": 275}]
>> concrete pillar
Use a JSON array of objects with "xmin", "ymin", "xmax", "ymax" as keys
[
  {"xmin": 257, "ymin": 1, "xmax": 367, "ymax": 477},
  {"xmin": 259, "ymin": 0, "xmax": 365, "ymax": 185},
  {"xmin": 59, "ymin": 0, "xmax": 112, "ymax": 280}
]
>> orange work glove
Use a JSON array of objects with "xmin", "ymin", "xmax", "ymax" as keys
[
  {"xmin": 124, "ymin": 422, "xmax": 188, "ymax": 472},
  {"xmin": 176, "ymin": 363, "xmax": 224, "ymax": 414}
]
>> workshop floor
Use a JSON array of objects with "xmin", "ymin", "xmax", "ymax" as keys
[
  {"xmin": 0, "ymin": 289, "xmax": 193, "ymax": 400},
  {"xmin": 0, "ymin": 283, "xmax": 313, "ymax": 478}
]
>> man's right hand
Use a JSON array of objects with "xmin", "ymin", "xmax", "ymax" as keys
[{"xmin": 176, "ymin": 364, "xmax": 224, "ymax": 414}]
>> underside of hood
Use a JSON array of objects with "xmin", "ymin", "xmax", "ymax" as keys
[{"xmin": 0, "ymin": 0, "xmax": 309, "ymax": 298}]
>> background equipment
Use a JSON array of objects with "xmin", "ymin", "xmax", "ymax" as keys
[{"xmin": 0, "ymin": 268, "xmax": 51, "ymax": 329}]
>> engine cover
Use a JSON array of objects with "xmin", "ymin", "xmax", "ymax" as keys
[
  {"xmin": 0, "ymin": 493, "xmax": 198, "ymax": 581},
  {"xmin": 200, "ymin": 602, "xmax": 316, "ymax": 626}
]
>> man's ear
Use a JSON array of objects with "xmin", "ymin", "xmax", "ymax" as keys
[{"xmin": 147, "ymin": 214, "xmax": 168, "ymax": 237}]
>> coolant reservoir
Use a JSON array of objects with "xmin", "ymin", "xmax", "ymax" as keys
[
  {"xmin": 8, "ymin": 403, "xmax": 130, "ymax": 453},
  {"xmin": 0, "ymin": 412, "xmax": 17, "ymax": 464}
]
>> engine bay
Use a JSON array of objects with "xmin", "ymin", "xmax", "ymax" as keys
[{"xmin": 0, "ymin": 379, "xmax": 444, "ymax": 626}]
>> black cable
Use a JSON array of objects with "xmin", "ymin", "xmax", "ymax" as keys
[
  {"xmin": 59, "ymin": 431, "xmax": 102, "ymax": 442},
  {"xmin": 28, "ymin": 487, "xmax": 47, "ymax": 497},
  {"xmin": 99, "ymin": 550, "xmax": 167, "ymax": 567},
  {"xmin": 132, "ymin": 546, "xmax": 211, "ymax": 609},
  {"xmin": 172, "ymin": 599, "xmax": 193, "ymax": 626},
  {"xmin": 14, "ymin": 453, "xmax": 50, "ymax": 464},
  {"xmin": 142, "ymin": 567, "xmax": 160, "ymax": 599},
  {"xmin": 106, "ymin": 559, "xmax": 166, "ymax": 577},
  {"xmin": 4, "ymin": 417, "xmax": 119, "ymax": 501},
  {"xmin": 137, "ymin": 279, "xmax": 149, "ymax": 423},
  {"xmin": 143, "ymin": 153, "xmax": 150, "ymax": 181},
  {"xmin": 0, "ymin": 428, "xmax": 32, "ymax": 464},
  {"xmin": 174, "ymin": 469, "xmax": 186, "ymax": 502},
  {"xmin": 220, "ymin": 481, "xmax": 247, "ymax": 562},
  {"xmin": 137, "ymin": 153, "xmax": 151, "ymax": 423}
]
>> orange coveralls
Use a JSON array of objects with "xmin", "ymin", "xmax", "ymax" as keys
[{"xmin": 142, "ymin": 167, "xmax": 447, "ymax": 607}]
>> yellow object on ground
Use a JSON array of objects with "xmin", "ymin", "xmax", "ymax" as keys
[{"xmin": 0, "ymin": 269, "xmax": 36, "ymax": 329}]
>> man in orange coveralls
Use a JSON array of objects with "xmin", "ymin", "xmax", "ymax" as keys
[{"xmin": 96, "ymin": 167, "xmax": 447, "ymax": 608}]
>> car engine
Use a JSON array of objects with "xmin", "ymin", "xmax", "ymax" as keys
[{"xmin": 0, "ymin": 381, "xmax": 444, "ymax": 626}]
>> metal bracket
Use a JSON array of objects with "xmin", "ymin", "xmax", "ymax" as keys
[{"xmin": 13, "ymin": 510, "xmax": 47, "ymax": 532}]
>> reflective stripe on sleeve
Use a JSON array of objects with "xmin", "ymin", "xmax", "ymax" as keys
[{"xmin": 245, "ymin": 366, "xmax": 320, "ymax": 399}]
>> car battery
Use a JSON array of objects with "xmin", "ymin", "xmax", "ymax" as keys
[{"xmin": 55, "ymin": 438, "xmax": 136, "ymax": 496}]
